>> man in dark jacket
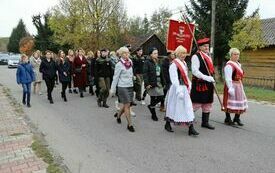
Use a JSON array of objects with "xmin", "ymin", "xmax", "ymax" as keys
[
  {"xmin": 94, "ymin": 48, "xmax": 113, "ymax": 108},
  {"xmin": 133, "ymin": 48, "xmax": 145, "ymax": 101},
  {"xmin": 40, "ymin": 50, "xmax": 58, "ymax": 104}
]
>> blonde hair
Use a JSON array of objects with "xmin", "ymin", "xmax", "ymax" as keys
[
  {"xmin": 21, "ymin": 54, "xmax": 28, "ymax": 61},
  {"xmin": 110, "ymin": 51, "xmax": 116, "ymax": 57},
  {"xmin": 229, "ymin": 48, "xmax": 240, "ymax": 56},
  {"xmin": 87, "ymin": 51, "xmax": 94, "ymax": 58},
  {"xmin": 117, "ymin": 47, "xmax": 129, "ymax": 56},
  {"xmin": 174, "ymin": 45, "xmax": 187, "ymax": 57}
]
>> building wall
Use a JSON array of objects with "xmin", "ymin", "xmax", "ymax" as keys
[{"xmin": 241, "ymin": 47, "xmax": 275, "ymax": 89}]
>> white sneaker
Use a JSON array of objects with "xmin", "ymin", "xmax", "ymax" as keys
[
  {"xmin": 131, "ymin": 110, "xmax": 136, "ymax": 117},
  {"xmin": 141, "ymin": 100, "xmax": 146, "ymax": 105}
]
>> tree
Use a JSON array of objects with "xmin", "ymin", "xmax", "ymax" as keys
[
  {"xmin": 49, "ymin": 0, "xmax": 126, "ymax": 50},
  {"xmin": 150, "ymin": 7, "xmax": 172, "ymax": 44},
  {"xmin": 32, "ymin": 13, "xmax": 69, "ymax": 53},
  {"xmin": 142, "ymin": 15, "xmax": 151, "ymax": 36},
  {"xmin": 229, "ymin": 11, "xmax": 265, "ymax": 53},
  {"xmin": 7, "ymin": 19, "xmax": 30, "ymax": 53},
  {"xmin": 186, "ymin": 0, "xmax": 249, "ymax": 75}
]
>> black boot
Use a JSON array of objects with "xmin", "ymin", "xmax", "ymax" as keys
[
  {"xmin": 164, "ymin": 121, "xmax": 173, "ymax": 132},
  {"xmin": 201, "ymin": 112, "xmax": 215, "ymax": 130},
  {"xmin": 97, "ymin": 99, "xmax": 102, "ymax": 107},
  {"xmin": 233, "ymin": 114, "xmax": 244, "ymax": 126},
  {"xmin": 49, "ymin": 99, "xmax": 54, "ymax": 104},
  {"xmin": 73, "ymin": 89, "xmax": 78, "ymax": 94},
  {"xmin": 80, "ymin": 92, "xmax": 84, "ymax": 98},
  {"xmin": 68, "ymin": 88, "xmax": 72, "ymax": 93},
  {"xmin": 26, "ymin": 93, "xmax": 31, "ymax": 107},
  {"xmin": 189, "ymin": 124, "xmax": 199, "ymax": 136},
  {"xmin": 63, "ymin": 93, "xmax": 67, "ymax": 102},
  {"xmin": 61, "ymin": 92, "xmax": 64, "ymax": 98},
  {"xmin": 224, "ymin": 112, "xmax": 233, "ymax": 125},
  {"xmin": 22, "ymin": 93, "xmax": 26, "ymax": 105},
  {"xmin": 147, "ymin": 105, "xmax": 158, "ymax": 121},
  {"xmin": 102, "ymin": 101, "xmax": 109, "ymax": 108}
]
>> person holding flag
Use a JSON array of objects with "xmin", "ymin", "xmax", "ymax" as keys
[{"xmin": 191, "ymin": 38, "xmax": 216, "ymax": 130}]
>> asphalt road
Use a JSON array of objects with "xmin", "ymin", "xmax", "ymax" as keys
[{"xmin": 0, "ymin": 66, "xmax": 275, "ymax": 173}]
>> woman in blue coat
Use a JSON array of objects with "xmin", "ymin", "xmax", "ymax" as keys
[{"xmin": 16, "ymin": 54, "xmax": 35, "ymax": 107}]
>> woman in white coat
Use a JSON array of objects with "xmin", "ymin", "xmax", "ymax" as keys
[{"xmin": 164, "ymin": 46, "xmax": 199, "ymax": 136}]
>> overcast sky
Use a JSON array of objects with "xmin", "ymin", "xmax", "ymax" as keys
[{"xmin": 0, "ymin": 0, "xmax": 274, "ymax": 37}]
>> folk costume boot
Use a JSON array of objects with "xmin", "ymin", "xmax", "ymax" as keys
[
  {"xmin": 147, "ymin": 105, "xmax": 158, "ymax": 121},
  {"xmin": 164, "ymin": 121, "xmax": 174, "ymax": 132},
  {"xmin": 188, "ymin": 124, "xmax": 199, "ymax": 136},
  {"xmin": 224, "ymin": 112, "xmax": 233, "ymax": 125},
  {"xmin": 201, "ymin": 112, "xmax": 215, "ymax": 130},
  {"xmin": 233, "ymin": 114, "xmax": 244, "ymax": 126}
]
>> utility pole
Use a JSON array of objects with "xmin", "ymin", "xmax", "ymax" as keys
[{"xmin": 210, "ymin": 0, "xmax": 216, "ymax": 60}]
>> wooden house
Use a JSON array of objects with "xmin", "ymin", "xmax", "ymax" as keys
[{"xmin": 241, "ymin": 17, "xmax": 275, "ymax": 89}]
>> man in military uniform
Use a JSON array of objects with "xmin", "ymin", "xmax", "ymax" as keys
[
  {"xmin": 133, "ymin": 48, "xmax": 145, "ymax": 101},
  {"xmin": 94, "ymin": 48, "xmax": 113, "ymax": 108}
]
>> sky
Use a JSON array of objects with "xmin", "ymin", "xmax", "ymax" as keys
[{"xmin": 0, "ymin": 0, "xmax": 275, "ymax": 37}]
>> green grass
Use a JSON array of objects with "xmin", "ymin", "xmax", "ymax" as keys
[
  {"xmin": 32, "ymin": 136, "xmax": 63, "ymax": 173},
  {"xmin": 215, "ymin": 82, "xmax": 275, "ymax": 104}
]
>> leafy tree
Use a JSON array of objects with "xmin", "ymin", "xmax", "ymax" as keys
[
  {"xmin": 150, "ymin": 7, "xmax": 172, "ymax": 44},
  {"xmin": 186, "ymin": 0, "xmax": 249, "ymax": 74},
  {"xmin": 7, "ymin": 19, "xmax": 29, "ymax": 53},
  {"xmin": 32, "ymin": 13, "xmax": 69, "ymax": 53},
  {"xmin": 49, "ymin": 0, "xmax": 126, "ymax": 50},
  {"xmin": 229, "ymin": 10, "xmax": 265, "ymax": 53}
]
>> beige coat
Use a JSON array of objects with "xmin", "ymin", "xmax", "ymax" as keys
[{"xmin": 29, "ymin": 56, "xmax": 42, "ymax": 82}]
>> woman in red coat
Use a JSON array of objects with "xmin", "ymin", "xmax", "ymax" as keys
[{"xmin": 73, "ymin": 48, "xmax": 88, "ymax": 98}]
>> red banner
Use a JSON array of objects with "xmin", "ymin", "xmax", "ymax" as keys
[{"xmin": 166, "ymin": 20, "xmax": 195, "ymax": 55}]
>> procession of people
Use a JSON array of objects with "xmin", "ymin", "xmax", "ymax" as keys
[{"xmin": 16, "ymin": 37, "xmax": 248, "ymax": 134}]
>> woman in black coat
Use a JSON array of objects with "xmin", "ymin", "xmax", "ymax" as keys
[
  {"xmin": 143, "ymin": 47, "xmax": 165, "ymax": 121},
  {"xmin": 58, "ymin": 50, "xmax": 71, "ymax": 102},
  {"xmin": 40, "ymin": 50, "xmax": 58, "ymax": 104}
]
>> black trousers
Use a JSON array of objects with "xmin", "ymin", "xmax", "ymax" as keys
[
  {"xmin": 61, "ymin": 82, "xmax": 69, "ymax": 95},
  {"xmin": 45, "ymin": 78, "xmax": 55, "ymax": 100}
]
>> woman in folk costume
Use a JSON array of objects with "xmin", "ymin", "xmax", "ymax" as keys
[
  {"xmin": 191, "ymin": 38, "xmax": 215, "ymax": 130},
  {"xmin": 164, "ymin": 46, "xmax": 199, "ymax": 136},
  {"xmin": 223, "ymin": 48, "xmax": 248, "ymax": 126}
]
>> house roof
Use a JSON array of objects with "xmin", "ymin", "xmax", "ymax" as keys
[{"xmin": 261, "ymin": 17, "xmax": 275, "ymax": 46}]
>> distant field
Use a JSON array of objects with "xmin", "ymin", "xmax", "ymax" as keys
[{"xmin": 0, "ymin": 37, "xmax": 9, "ymax": 52}]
